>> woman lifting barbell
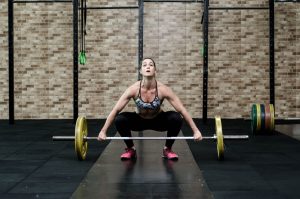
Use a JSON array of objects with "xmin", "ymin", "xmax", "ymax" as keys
[{"xmin": 97, "ymin": 58, "xmax": 202, "ymax": 160}]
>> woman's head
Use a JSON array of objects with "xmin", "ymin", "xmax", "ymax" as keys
[
  {"xmin": 140, "ymin": 58, "xmax": 156, "ymax": 78},
  {"xmin": 142, "ymin": 58, "xmax": 156, "ymax": 68}
]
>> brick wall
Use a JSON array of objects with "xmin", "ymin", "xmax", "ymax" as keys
[
  {"xmin": 209, "ymin": 0, "xmax": 270, "ymax": 118},
  {"xmin": 143, "ymin": 2, "xmax": 203, "ymax": 117},
  {"xmin": 13, "ymin": 3, "xmax": 73, "ymax": 119},
  {"xmin": 275, "ymin": 2, "xmax": 300, "ymax": 118},
  {"xmin": 0, "ymin": 0, "xmax": 299, "ymax": 119},
  {"xmin": 79, "ymin": 0, "xmax": 138, "ymax": 118},
  {"xmin": 0, "ymin": 1, "xmax": 8, "ymax": 119}
]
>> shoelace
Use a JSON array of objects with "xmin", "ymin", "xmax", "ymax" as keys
[
  {"xmin": 165, "ymin": 149, "xmax": 174, "ymax": 153},
  {"xmin": 165, "ymin": 148, "xmax": 178, "ymax": 156},
  {"xmin": 125, "ymin": 148, "xmax": 135, "ymax": 153}
]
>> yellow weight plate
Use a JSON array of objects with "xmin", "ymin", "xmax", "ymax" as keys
[
  {"xmin": 75, "ymin": 116, "xmax": 88, "ymax": 160},
  {"xmin": 269, "ymin": 104, "xmax": 275, "ymax": 131},
  {"xmin": 215, "ymin": 116, "xmax": 224, "ymax": 160},
  {"xmin": 256, "ymin": 104, "xmax": 261, "ymax": 131}
]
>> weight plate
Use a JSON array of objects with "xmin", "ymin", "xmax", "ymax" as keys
[
  {"xmin": 215, "ymin": 116, "xmax": 224, "ymax": 160},
  {"xmin": 265, "ymin": 104, "xmax": 270, "ymax": 131},
  {"xmin": 75, "ymin": 116, "xmax": 88, "ymax": 160},
  {"xmin": 269, "ymin": 104, "xmax": 275, "ymax": 131},
  {"xmin": 256, "ymin": 104, "xmax": 261, "ymax": 131},
  {"xmin": 260, "ymin": 104, "xmax": 265, "ymax": 131},
  {"xmin": 251, "ymin": 104, "xmax": 257, "ymax": 133}
]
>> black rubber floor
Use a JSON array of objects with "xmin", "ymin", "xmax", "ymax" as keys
[
  {"xmin": 182, "ymin": 119, "xmax": 300, "ymax": 199},
  {"xmin": 72, "ymin": 130, "xmax": 213, "ymax": 199},
  {"xmin": 0, "ymin": 119, "xmax": 113, "ymax": 199},
  {"xmin": 0, "ymin": 119, "xmax": 300, "ymax": 199}
]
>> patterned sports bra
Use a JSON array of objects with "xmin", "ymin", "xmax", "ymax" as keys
[{"xmin": 135, "ymin": 80, "xmax": 161, "ymax": 111}]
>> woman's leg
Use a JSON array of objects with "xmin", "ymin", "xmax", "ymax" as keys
[
  {"xmin": 115, "ymin": 111, "xmax": 183, "ymax": 148},
  {"xmin": 151, "ymin": 111, "xmax": 183, "ymax": 148},
  {"xmin": 114, "ymin": 112, "xmax": 144, "ymax": 148},
  {"xmin": 164, "ymin": 111, "xmax": 183, "ymax": 148}
]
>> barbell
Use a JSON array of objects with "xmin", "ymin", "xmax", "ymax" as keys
[{"xmin": 52, "ymin": 116, "xmax": 248, "ymax": 161}]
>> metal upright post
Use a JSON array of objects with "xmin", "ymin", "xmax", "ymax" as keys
[
  {"xmin": 138, "ymin": 0, "xmax": 144, "ymax": 80},
  {"xmin": 8, "ymin": 0, "xmax": 14, "ymax": 124},
  {"xmin": 203, "ymin": 0, "xmax": 209, "ymax": 123},
  {"xmin": 269, "ymin": 0, "xmax": 275, "ymax": 107},
  {"xmin": 73, "ymin": 0, "xmax": 79, "ymax": 123}
]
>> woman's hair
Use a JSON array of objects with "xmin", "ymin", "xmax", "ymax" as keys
[{"xmin": 142, "ymin": 58, "xmax": 156, "ymax": 68}]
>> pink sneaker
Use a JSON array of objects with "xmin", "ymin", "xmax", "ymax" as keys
[
  {"xmin": 120, "ymin": 148, "xmax": 137, "ymax": 160},
  {"xmin": 162, "ymin": 147, "xmax": 178, "ymax": 160}
]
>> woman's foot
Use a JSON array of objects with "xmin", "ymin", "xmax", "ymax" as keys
[
  {"xmin": 120, "ymin": 147, "xmax": 137, "ymax": 160},
  {"xmin": 162, "ymin": 147, "xmax": 178, "ymax": 160}
]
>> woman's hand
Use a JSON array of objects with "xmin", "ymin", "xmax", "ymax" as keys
[
  {"xmin": 97, "ymin": 130, "xmax": 107, "ymax": 141},
  {"xmin": 193, "ymin": 130, "xmax": 202, "ymax": 141}
]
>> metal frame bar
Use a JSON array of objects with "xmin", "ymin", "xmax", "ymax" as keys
[
  {"xmin": 73, "ymin": 0, "xmax": 79, "ymax": 123},
  {"xmin": 202, "ymin": 0, "xmax": 208, "ymax": 123},
  {"xmin": 8, "ymin": 0, "xmax": 14, "ymax": 124},
  {"xmin": 138, "ymin": 0, "xmax": 144, "ymax": 80},
  {"xmin": 274, "ymin": 0, "xmax": 299, "ymax": 2},
  {"xmin": 209, "ymin": 7, "xmax": 269, "ymax": 10},
  {"xmin": 144, "ymin": 0, "xmax": 203, "ymax": 2},
  {"xmin": 13, "ymin": 0, "xmax": 71, "ymax": 3},
  {"xmin": 269, "ymin": 0, "xmax": 275, "ymax": 106},
  {"xmin": 78, "ymin": 6, "xmax": 139, "ymax": 10}
]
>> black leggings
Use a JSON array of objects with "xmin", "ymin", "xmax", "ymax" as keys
[{"xmin": 115, "ymin": 111, "xmax": 183, "ymax": 149}]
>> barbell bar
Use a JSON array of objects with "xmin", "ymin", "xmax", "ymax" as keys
[
  {"xmin": 53, "ymin": 135, "xmax": 249, "ymax": 141},
  {"xmin": 52, "ymin": 116, "xmax": 249, "ymax": 161}
]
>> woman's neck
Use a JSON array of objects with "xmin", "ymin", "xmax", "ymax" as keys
[{"xmin": 142, "ymin": 77, "xmax": 156, "ymax": 90}]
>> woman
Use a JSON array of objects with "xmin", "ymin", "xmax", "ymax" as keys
[{"xmin": 98, "ymin": 58, "xmax": 202, "ymax": 160}]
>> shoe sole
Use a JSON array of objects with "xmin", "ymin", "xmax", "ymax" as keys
[
  {"xmin": 121, "ymin": 155, "xmax": 137, "ymax": 161},
  {"xmin": 162, "ymin": 155, "xmax": 178, "ymax": 160}
]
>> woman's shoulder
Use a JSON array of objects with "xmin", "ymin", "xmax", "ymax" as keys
[
  {"xmin": 127, "ymin": 81, "xmax": 140, "ymax": 94},
  {"xmin": 157, "ymin": 81, "xmax": 170, "ymax": 88},
  {"xmin": 157, "ymin": 81, "xmax": 171, "ymax": 93},
  {"xmin": 156, "ymin": 80, "xmax": 165, "ymax": 87},
  {"xmin": 131, "ymin": 80, "xmax": 141, "ymax": 88}
]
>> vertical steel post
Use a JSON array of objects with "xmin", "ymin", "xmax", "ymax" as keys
[
  {"xmin": 138, "ymin": 0, "xmax": 144, "ymax": 80},
  {"xmin": 73, "ymin": 0, "xmax": 79, "ymax": 123},
  {"xmin": 8, "ymin": 0, "xmax": 14, "ymax": 124},
  {"xmin": 269, "ymin": 0, "xmax": 275, "ymax": 107},
  {"xmin": 203, "ymin": 0, "xmax": 209, "ymax": 123}
]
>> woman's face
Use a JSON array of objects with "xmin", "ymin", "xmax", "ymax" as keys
[{"xmin": 140, "ymin": 59, "xmax": 156, "ymax": 77}]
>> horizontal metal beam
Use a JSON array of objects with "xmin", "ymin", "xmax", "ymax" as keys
[
  {"xmin": 144, "ymin": 0, "xmax": 203, "ymax": 3},
  {"xmin": 13, "ymin": 0, "xmax": 71, "ymax": 3},
  {"xmin": 209, "ymin": 7, "xmax": 269, "ymax": 10},
  {"xmin": 53, "ymin": 135, "xmax": 249, "ymax": 141},
  {"xmin": 78, "ymin": 6, "xmax": 139, "ymax": 10},
  {"xmin": 275, "ymin": 0, "xmax": 299, "ymax": 2}
]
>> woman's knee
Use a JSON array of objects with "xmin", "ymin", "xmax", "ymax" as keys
[
  {"xmin": 167, "ymin": 111, "xmax": 183, "ymax": 126},
  {"xmin": 115, "ymin": 112, "xmax": 129, "ymax": 128}
]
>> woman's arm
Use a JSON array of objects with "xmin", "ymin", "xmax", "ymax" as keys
[
  {"xmin": 163, "ymin": 85, "xmax": 202, "ymax": 141},
  {"xmin": 98, "ymin": 85, "xmax": 136, "ymax": 140}
]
